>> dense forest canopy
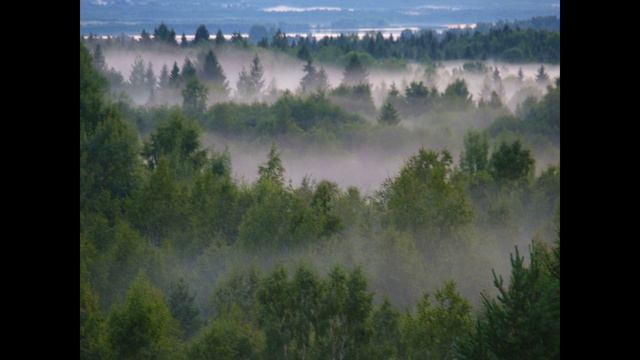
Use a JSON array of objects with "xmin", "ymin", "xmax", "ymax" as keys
[{"xmin": 81, "ymin": 16, "xmax": 559, "ymax": 359}]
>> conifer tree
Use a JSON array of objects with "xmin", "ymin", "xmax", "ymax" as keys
[
  {"xmin": 168, "ymin": 278, "xmax": 202, "ymax": 339},
  {"xmin": 159, "ymin": 64, "xmax": 169, "ymax": 89},
  {"xmin": 236, "ymin": 54, "xmax": 265, "ymax": 99},
  {"xmin": 378, "ymin": 101, "xmax": 401, "ymax": 125},
  {"xmin": 201, "ymin": 50, "xmax": 228, "ymax": 90},
  {"xmin": 144, "ymin": 61, "xmax": 156, "ymax": 90},
  {"xmin": 169, "ymin": 61, "xmax": 181, "ymax": 88},
  {"xmin": 215, "ymin": 29, "xmax": 225, "ymax": 45},
  {"xmin": 536, "ymin": 64, "xmax": 549, "ymax": 83},
  {"xmin": 129, "ymin": 56, "xmax": 146, "ymax": 89},
  {"xmin": 342, "ymin": 53, "xmax": 368, "ymax": 86},
  {"xmin": 181, "ymin": 58, "xmax": 197, "ymax": 81},
  {"xmin": 194, "ymin": 24, "xmax": 210, "ymax": 44}
]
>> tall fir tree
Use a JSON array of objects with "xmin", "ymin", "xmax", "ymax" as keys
[
  {"xmin": 342, "ymin": 53, "xmax": 369, "ymax": 86},
  {"xmin": 169, "ymin": 61, "xmax": 181, "ymax": 88}
]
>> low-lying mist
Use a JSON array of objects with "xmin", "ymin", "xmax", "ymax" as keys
[{"xmin": 102, "ymin": 46, "xmax": 558, "ymax": 111}]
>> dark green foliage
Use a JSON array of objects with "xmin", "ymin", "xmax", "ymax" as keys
[
  {"xmin": 455, "ymin": 241, "xmax": 560, "ymax": 360},
  {"xmin": 168, "ymin": 278, "xmax": 202, "ymax": 339},
  {"xmin": 188, "ymin": 308, "xmax": 263, "ymax": 360},
  {"xmin": 200, "ymin": 49, "xmax": 228, "ymax": 93},
  {"xmin": 299, "ymin": 59, "xmax": 328, "ymax": 94},
  {"xmin": 141, "ymin": 111, "xmax": 207, "ymax": 172},
  {"xmin": 169, "ymin": 62, "xmax": 181, "ymax": 88},
  {"xmin": 153, "ymin": 23, "xmax": 177, "ymax": 45},
  {"xmin": 80, "ymin": 32, "xmax": 559, "ymax": 360},
  {"xmin": 215, "ymin": 29, "xmax": 226, "ymax": 45},
  {"xmin": 342, "ymin": 53, "xmax": 369, "ymax": 86},
  {"xmin": 181, "ymin": 58, "xmax": 197, "ymax": 81},
  {"xmin": 443, "ymin": 79, "xmax": 473, "ymax": 109},
  {"xmin": 256, "ymin": 265, "xmax": 293, "ymax": 359},
  {"xmin": 80, "ymin": 41, "xmax": 141, "ymax": 216},
  {"xmin": 107, "ymin": 273, "xmax": 181, "ymax": 359},
  {"xmin": 194, "ymin": 24, "xmax": 210, "ymax": 44},
  {"xmin": 378, "ymin": 101, "xmax": 401, "ymax": 125},
  {"xmin": 209, "ymin": 265, "xmax": 261, "ymax": 322},
  {"xmin": 329, "ymin": 84, "xmax": 377, "ymax": 118},
  {"xmin": 403, "ymin": 281, "xmax": 473, "ymax": 360},
  {"xmin": 489, "ymin": 140, "xmax": 535, "ymax": 186},
  {"xmin": 182, "ymin": 78, "xmax": 208, "ymax": 118},
  {"xmin": 368, "ymin": 298, "xmax": 402, "ymax": 360},
  {"xmin": 258, "ymin": 143, "xmax": 285, "ymax": 186}
]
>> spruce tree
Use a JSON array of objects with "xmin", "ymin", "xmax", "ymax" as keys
[
  {"xmin": 215, "ymin": 29, "xmax": 225, "ymax": 45},
  {"xmin": 144, "ymin": 61, "xmax": 156, "ymax": 90},
  {"xmin": 182, "ymin": 78, "xmax": 208, "ymax": 118},
  {"xmin": 169, "ymin": 61, "xmax": 181, "ymax": 88},
  {"xmin": 194, "ymin": 24, "xmax": 210, "ymax": 44},
  {"xmin": 299, "ymin": 59, "xmax": 318, "ymax": 94},
  {"xmin": 236, "ymin": 54, "xmax": 265, "ymax": 99},
  {"xmin": 159, "ymin": 64, "xmax": 169, "ymax": 89},
  {"xmin": 181, "ymin": 58, "xmax": 197, "ymax": 81},
  {"xmin": 342, "ymin": 53, "xmax": 368, "ymax": 86},
  {"xmin": 168, "ymin": 278, "xmax": 202, "ymax": 339},
  {"xmin": 129, "ymin": 56, "xmax": 146, "ymax": 89},
  {"xmin": 536, "ymin": 64, "xmax": 549, "ymax": 83},
  {"xmin": 201, "ymin": 50, "xmax": 227, "ymax": 86},
  {"xmin": 378, "ymin": 101, "xmax": 401, "ymax": 125}
]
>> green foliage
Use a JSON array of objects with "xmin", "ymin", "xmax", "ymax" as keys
[
  {"xmin": 209, "ymin": 265, "xmax": 261, "ymax": 323},
  {"xmin": 381, "ymin": 148, "xmax": 473, "ymax": 240},
  {"xmin": 403, "ymin": 281, "xmax": 473, "ymax": 360},
  {"xmin": 342, "ymin": 53, "xmax": 369, "ymax": 86},
  {"xmin": 153, "ymin": 23, "xmax": 177, "ymax": 45},
  {"xmin": 181, "ymin": 58, "xmax": 197, "ymax": 82},
  {"xmin": 489, "ymin": 140, "xmax": 535, "ymax": 186},
  {"xmin": 258, "ymin": 143, "xmax": 285, "ymax": 186},
  {"xmin": 188, "ymin": 306, "xmax": 264, "ymax": 360},
  {"xmin": 168, "ymin": 278, "xmax": 202, "ymax": 339},
  {"xmin": 443, "ymin": 79, "xmax": 473, "ymax": 109},
  {"xmin": 455, "ymin": 241, "xmax": 560, "ymax": 360},
  {"xmin": 378, "ymin": 101, "xmax": 401, "ymax": 126},
  {"xmin": 200, "ymin": 49, "xmax": 229, "ymax": 94},
  {"xmin": 107, "ymin": 273, "xmax": 181, "ymax": 359},
  {"xmin": 182, "ymin": 78, "xmax": 209, "ymax": 118},
  {"xmin": 193, "ymin": 24, "xmax": 210, "ymax": 44},
  {"xmin": 460, "ymin": 129, "xmax": 490, "ymax": 177},
  {"xmin": 368, "ymin": 298, "xmax": 402, "ymax": 360},
  {"xmin": 257, "ymin": 265, "xmax": 293, "ymax": 359},
  {"xmin": 80, "ymin": 274, "xmax": 110, "ymax": 360},
  {"xmin": 141, "ymin": 111, "xmax": 207, "ymax": 173}
]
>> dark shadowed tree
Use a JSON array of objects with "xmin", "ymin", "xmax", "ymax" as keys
[
  {"xmin": 168, "ymin": 278, "xmax": 202, "ymax": 339},
  {"xmin": 342, "ymin": 53, "xmax": 369, "ymax": 86},
  {"xmin": 194, "ymin": 24, "xmax": 210, "ymax": 43},
  {"xmin": 378, "ymin": 101, "xmax": 401, "ymax": 125}
]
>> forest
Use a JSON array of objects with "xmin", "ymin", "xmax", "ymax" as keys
[{"xmin": 80, "ymin": 21, "xmax": 559, "ymax": 360}]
